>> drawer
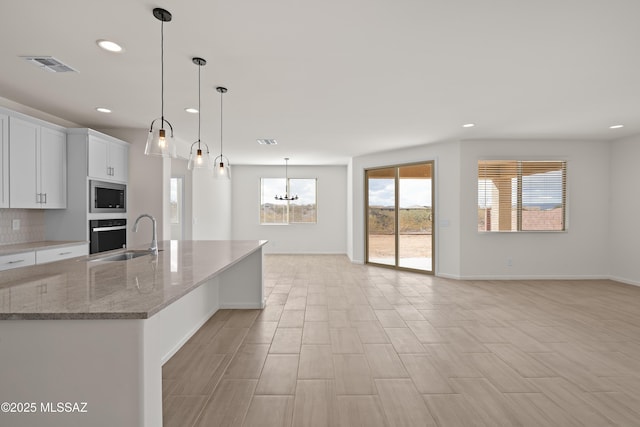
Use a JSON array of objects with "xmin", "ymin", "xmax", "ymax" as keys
[
  {"xmin": 36, "ymin": 244, "xmax": 88, "ymax": 265},
  {"xmin": 0, "ymin": 251, "xmax": 36, "ymax": 271}
]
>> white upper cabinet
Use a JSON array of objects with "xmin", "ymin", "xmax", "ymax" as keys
[
  {"xmin": 9, "ymin": 117, "xmax": 39, "ymax": 208},
  {"xmin": 88, "ymin": 134, "xmax": 128, "ymax": 183},
  {"xmin": 0, "ymin": 114, "xmax": 8, "ymax": 208},
  {"xmin": 39, "ymin": 127, "xmax": 67, "ymax": 208},
  {"xmin": 9, "ymin": 116, "xmax": 66, "ymax": 209}
]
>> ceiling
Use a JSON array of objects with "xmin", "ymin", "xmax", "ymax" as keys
[{"xmin": 1, "ymin": 0, "xmax": 639, "ymax": 165}]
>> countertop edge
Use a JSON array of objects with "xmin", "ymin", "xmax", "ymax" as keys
[
  {"xmin": 143, "ymin": 240, "xmax": 268, "ymax": 319},
  {"xmin": 1, "ymin": 240, "xmax": 267, "ymax": 321}
]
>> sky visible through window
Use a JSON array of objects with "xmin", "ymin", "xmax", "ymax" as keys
[
  {"xmin": 261, "ymin": 178, "xmax": 316, "ymax": 205},
  {"xmin": 478, "ymin": 170, "xmax": 563, "ymax": 208},
  {"xmin": 368, "ymin": 179, "xmax": 432, "ymax": 208}
]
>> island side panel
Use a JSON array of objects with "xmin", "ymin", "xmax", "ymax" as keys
[
  {"xmin": 218, "ymin": 248, "xmax": 265, "ymax": 309},
  {"xmin": 0, "ymin": 319, "xmax": 144, "ymax": 427},
  {"xmin": 143, "ymin": 275, "xmax": 221, "ymax": 427}
]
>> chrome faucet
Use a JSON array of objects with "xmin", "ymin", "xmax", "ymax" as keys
[{"xmin": 132, "ymin": 214, "xmax": 158, "ymax": 255}]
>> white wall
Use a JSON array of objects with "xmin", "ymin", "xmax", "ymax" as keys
[
  {"xmin": 232, "ymin": 165, "xmax": 347, "ymax": 254},
  {"xmin": 459, "ymin": 139, "xmax": 610, "ymax": 279},
  {"xmin": 192, "ymin": 169, "xmax": 231, "ymax": 240},
  {"xmin": 350, "ymin": 141, "xmax": 461, "ymax": 277},
  {"xmin": 346, "ymin": 159, "xmax": 354, "ymax": 260},
  {"xmin": 609, "ymin": 135, "xmax": 640, "ymax": 285}
]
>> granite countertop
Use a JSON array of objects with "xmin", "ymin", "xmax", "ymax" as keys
[
  {"xmin": 0, "ymin": 240, "xmax": 88, "ymax": 256},
  {"xmin": 0, "ymin": 240, "xmax": 267, "ymax": 320}
]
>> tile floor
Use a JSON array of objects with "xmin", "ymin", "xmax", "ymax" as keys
[{"xmin": 163, "ymin": 254, "xmax": 640, "ymax": 426}]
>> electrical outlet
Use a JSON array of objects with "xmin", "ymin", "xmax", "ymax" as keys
[
  {"xmin": 12, "ymin": 219, "xmax": 20, "ymax": 231},
  {"xmin": 507, "ymin": 258, "xmax": 513, "ymax": 267}
]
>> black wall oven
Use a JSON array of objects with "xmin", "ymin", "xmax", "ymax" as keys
[
  {"xmin": 90, "ymin": 180, "xmax": 126, "ymax": 213},
  {"xmin": 89, "ymin": 219, "xmax": 127, "ymax": 254}
]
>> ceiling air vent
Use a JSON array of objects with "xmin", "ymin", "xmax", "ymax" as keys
[
  {"xmin": 22, "ymin": 56, "xmax": 78, "ymax": 73},
  {"xmin": 257, "ymin": 139, "xmax": 278, "ymax": 145}
]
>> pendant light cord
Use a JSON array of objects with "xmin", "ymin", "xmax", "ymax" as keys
[
  {"xmin": 285, "ymin": 158, "xmax": 289, "ymax": 196},
  {"xmin": 160, "ymin": 20, "xmax": 165, "ymax": 127},
  {"xmin": 197, "ymin": 63, "xmax": 201, "ymax": 147},
  {"xmin": 220, "ymin": 90, "xmax": 224, "ymax": 158}
]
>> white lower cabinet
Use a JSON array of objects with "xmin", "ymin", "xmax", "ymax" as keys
[
  {"xmin": 0, "ymin": 243, "xmax": 88, "ymax": 271},
  {"xmin": 36, "ymin": 243, "xmax": 88, "ymax": 265},
  {"xmin": 0, "ymin": 252, "xmax": 36, "ymax": 271}
]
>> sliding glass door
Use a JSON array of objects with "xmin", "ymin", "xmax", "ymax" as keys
[
  {"xmin": 366, "ymin": 167, "xmax": 396, "ymax": 267},
  {"xmin": 366, "ymin": 162, "xmax": 434, "ymax": 273}
]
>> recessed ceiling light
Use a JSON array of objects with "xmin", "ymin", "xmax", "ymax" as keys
[
  {"xmin": 95, "ymin": 107, "xmax": 112, "ymax": 113},
  {"xmin": 97, "ymin": 40, "xmax": 123, "ymax": 53},
  {"xmin": 257, "ymin": 139, "xmax": 278, "ymax": 145},
  {"xmin": 185, "ymin": 107, "xmax": 198, "ymax": 114},
  {"xmin": 609, "ymin": 124, "xmax": 624, "ymax": 129},
  {"xmin": 462, "ymin": 123, "xmax": 475, "ymax": 128}
]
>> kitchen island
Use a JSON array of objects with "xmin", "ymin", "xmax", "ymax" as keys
[{"xmin": 0, "ymin": 240, "xmax": 267, "ymax": 427}]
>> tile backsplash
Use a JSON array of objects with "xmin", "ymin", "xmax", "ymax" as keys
[{"xmin": 0, "ymin": 209, "xmax": 45, "ymax": 245}]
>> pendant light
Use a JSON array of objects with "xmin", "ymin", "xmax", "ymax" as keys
[
  {"xmin": 275, "ymin": 158, "xmax": 298, "ymax": 200},
  {"xmin": 187, "ymin": 57, "xmax": 212, "ymax": 169},
  {"xmin": 145, "ymin": 7, "xmax": 177, "ymax": 158},
  {"xmin": 213, "ymin": 86, "xmax": 231, "ymax": 179}
]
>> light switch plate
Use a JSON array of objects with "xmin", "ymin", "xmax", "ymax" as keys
[{"xmin": 12, "ymin": 219, "xmax": 20, "ymax": 230}]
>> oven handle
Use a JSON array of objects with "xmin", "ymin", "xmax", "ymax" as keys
[{"xmin": 92, "ymin": 226, "xmax": 127, "ymax": 232}]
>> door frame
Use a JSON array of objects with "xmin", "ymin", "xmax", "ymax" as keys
[{"xmin": 365, "ymin": 160, "xmax": 435, "ymax": 275}]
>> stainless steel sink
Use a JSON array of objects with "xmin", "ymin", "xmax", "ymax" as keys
[{"xmin": 89, "ymin": 250, "xmax": 154, "ymax": 262}]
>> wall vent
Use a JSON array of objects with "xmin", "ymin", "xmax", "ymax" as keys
[
  {"xmin": 21, "ymin": 56, "xmax": 78, "ymax": 73},
  {"xmin": 257, "ymin": 139, "xmax": 278, "ymax": 145}
]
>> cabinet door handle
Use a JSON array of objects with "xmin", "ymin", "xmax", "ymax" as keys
[
  {"xmin": 8, "ymin": 259, "xmax": 25, "ymax": 264},
  {"xmin": 58, "ymin": 252, "xmax": 72, "ymax": 256},
  {"xmin": 43, "ymin": 193, "xmax": 47, "ymax": 204}
]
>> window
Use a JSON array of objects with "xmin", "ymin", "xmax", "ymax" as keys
[
  {"xmin": 260, "ymin": 178, "xmax": 317, "ymax": 224},
  {"xmin": 169, "ymin": 177, "xmax": 182, "ymax": 224},
  {"xmin": 478, "ymin": 160, "xmax": 566, "ymax": 232}
]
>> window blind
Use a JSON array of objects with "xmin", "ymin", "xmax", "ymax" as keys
[{"xmin": 478, "ymin": 160, "xmax": 566, "ymax": 232}]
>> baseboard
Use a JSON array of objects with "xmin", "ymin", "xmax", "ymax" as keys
[
  {"xmin": 608, "ymin": 276, "xmax": 640, "ymax": 287},
  {"xmin": 436, "ymin": 272, "xmax": 461, "ymax": 280},
  {"xmin": 220, "ymin": 303, "xmax": 265, "ymax": 309},
  {"xmin": 457, "ymin": 274, "xmax": 611, "ymax": 281},
  {"xmin": 264, "ymin": 251, "xmax": 348, "ymax": 256}
]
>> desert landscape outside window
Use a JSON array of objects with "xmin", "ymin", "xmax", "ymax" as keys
[
  {"xmin": 260, "ymin": 178, "xmax": 317, "ymax": 224},
  {"xmin": 366, "ymin": 161, "xmax": 434, "ymax": 273}
]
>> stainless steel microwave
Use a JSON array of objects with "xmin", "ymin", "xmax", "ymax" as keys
[{"xmin": 89, "ymin": 180, "xmax": 126, "ymax": 213}]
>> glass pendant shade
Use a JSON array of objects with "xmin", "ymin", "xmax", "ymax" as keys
[
  {"xmin": 213, "ymin": 155, "xmax": 231, "ymax": 179},
  {"xmin": 187, "ymin": 57, "xmax": 212, "ymax": 170},
  {"xmin": 145, "ymin": 123, "xmax": 176, "ymax": 158},
  {"xmin": 188, "ymin": 143, "xmax": 212, "ymax": 170}
]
